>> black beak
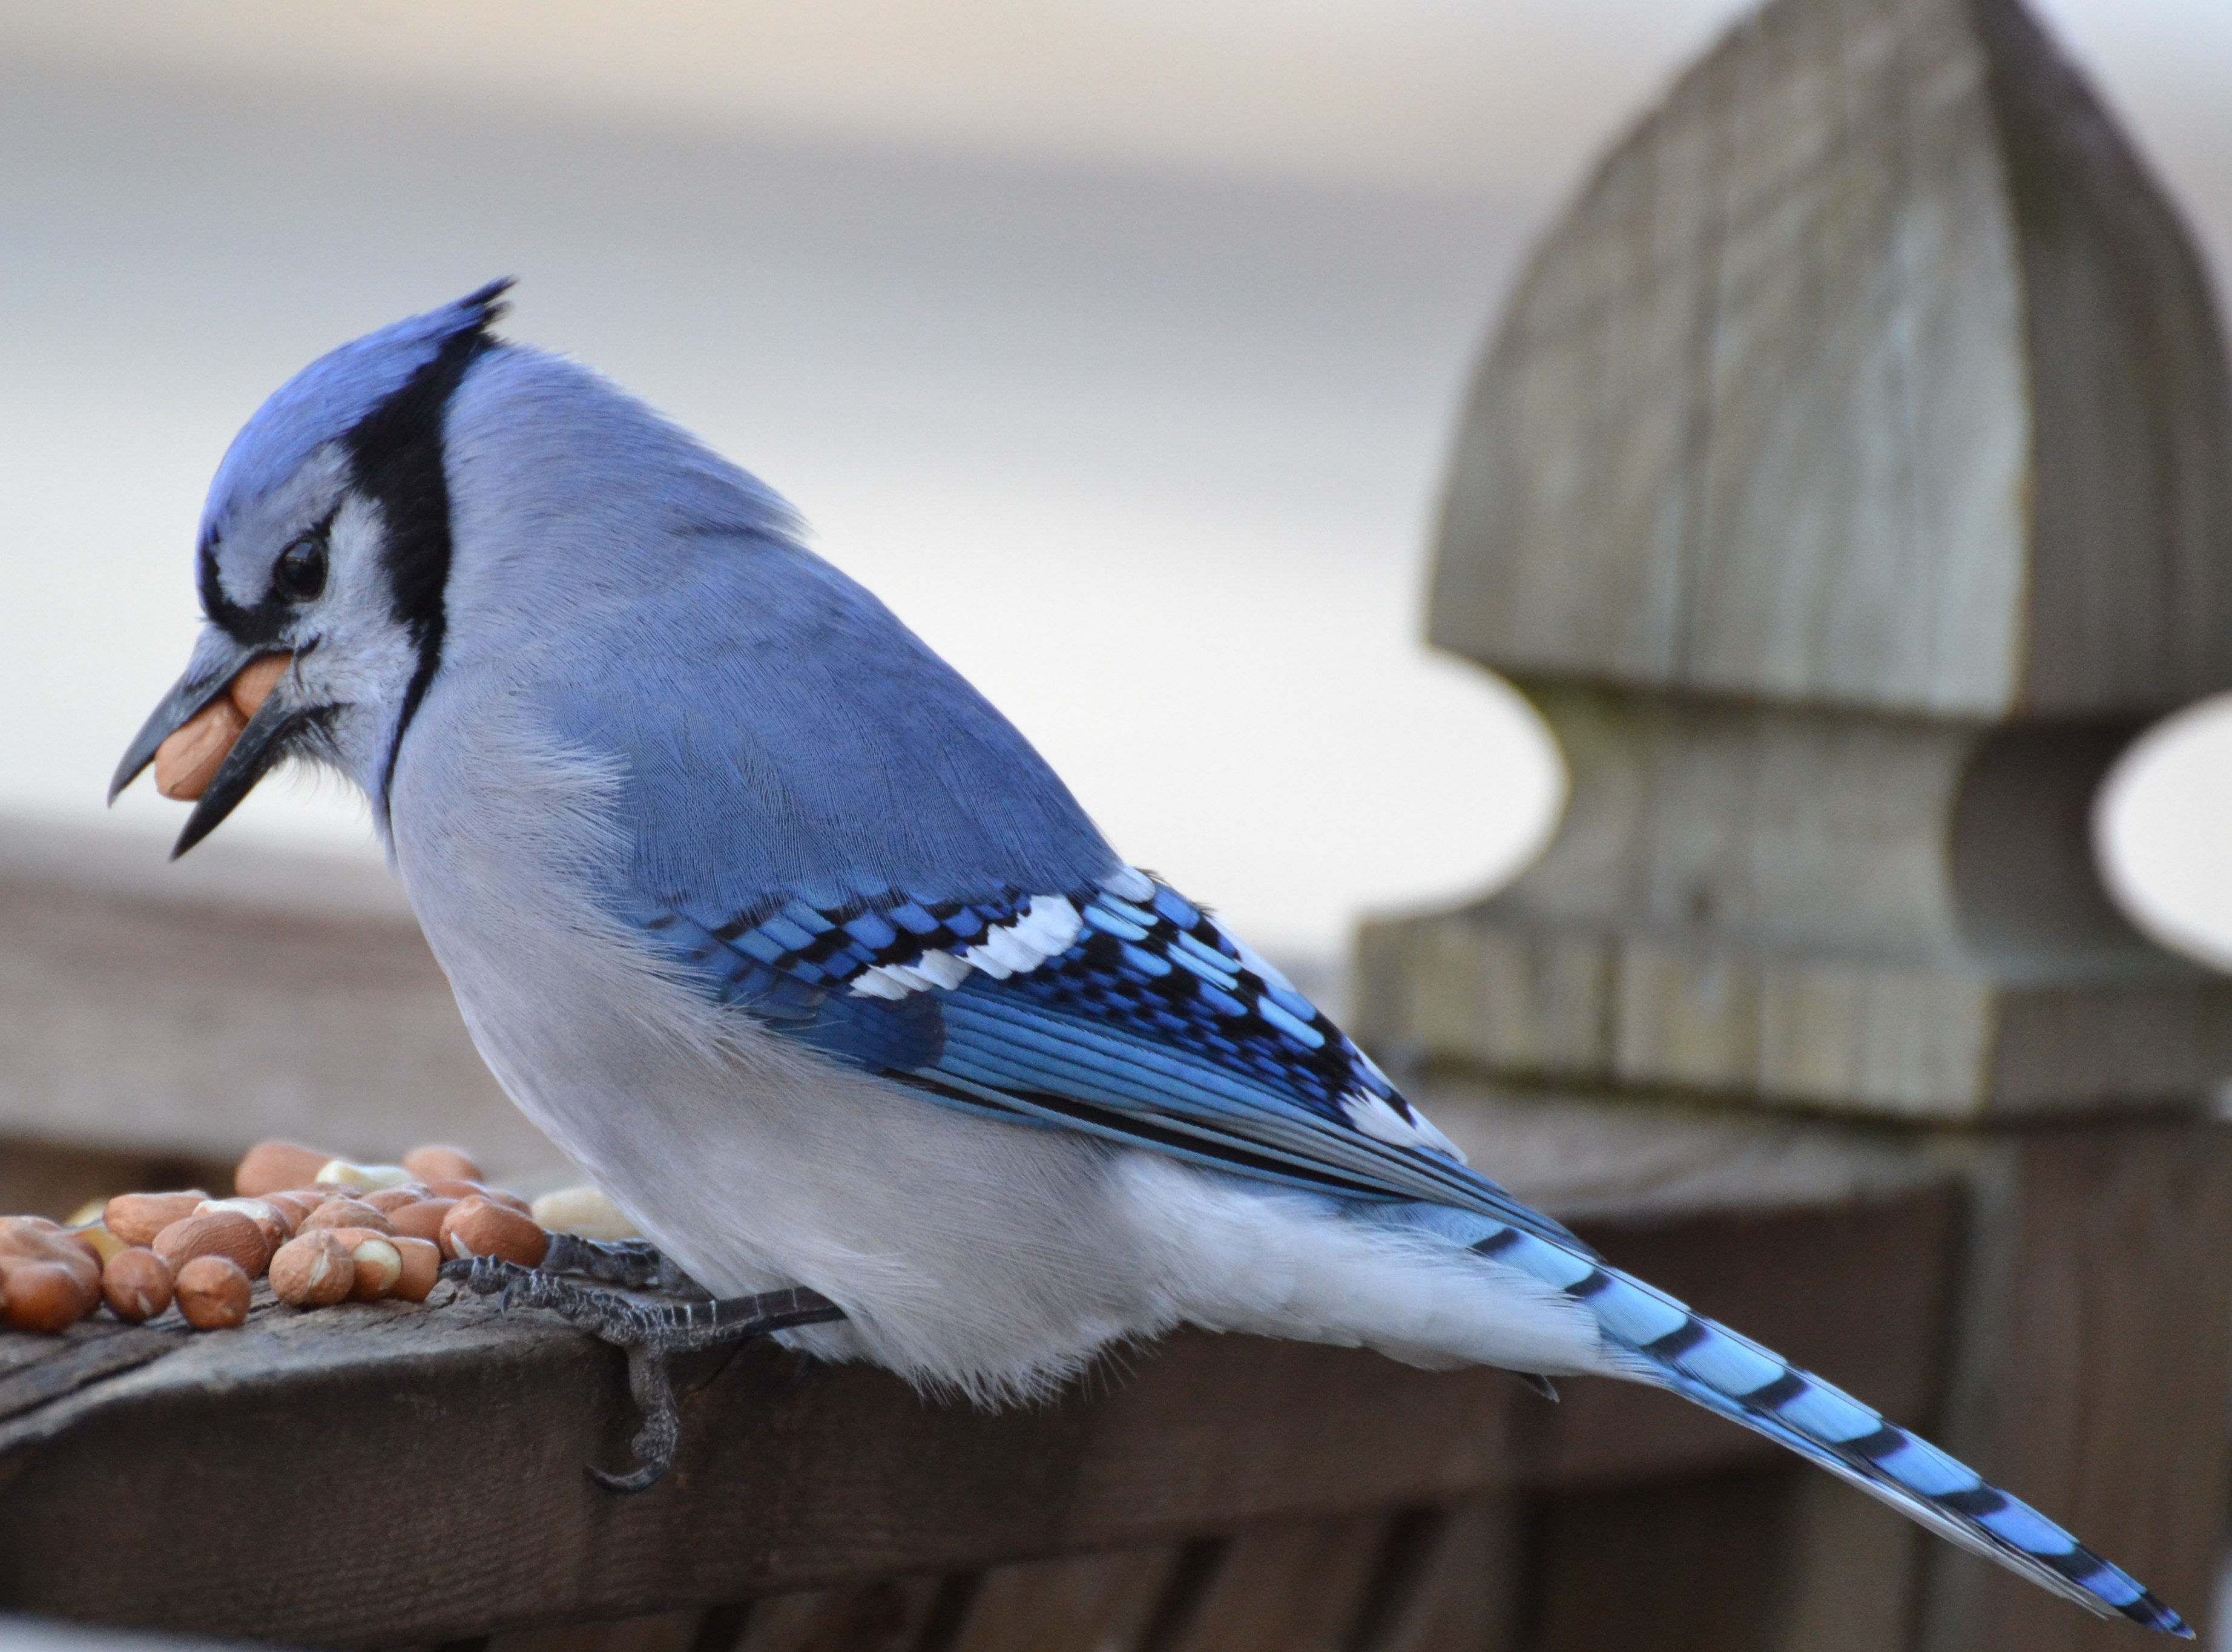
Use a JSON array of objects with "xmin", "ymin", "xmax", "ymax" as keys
[
  {"xmin": 110, "ymin": 643, "xmax": 256, "ymax": 804},
  {"xmin": 110, "ymin": 642, "xmax": 323, "ymax": 858}
]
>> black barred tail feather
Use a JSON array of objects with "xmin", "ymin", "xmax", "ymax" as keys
[
  {"xmin": 1659, "ymin": 1370, "xmax": 2188, "ymax": 1634},
  {"xmin": 1470, "ymin": 1224, "xmax": 2189, "ymax": 1637},
  {"xmin": 610, "ymin": 844, "xmax": 2183, "ymax": 1631}
]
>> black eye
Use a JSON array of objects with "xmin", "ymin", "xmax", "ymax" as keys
[{"xmin": 272, "ymin": 535, "xmax": 328, "ymax": 602}]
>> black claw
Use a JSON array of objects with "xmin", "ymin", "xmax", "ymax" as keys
[
  {"xmin": 438, "ymin": 1243, "xmax": 843, "ymax": 1492},
  {"xmin": 590, "ymin": 1459, "xmax": 671, "ymax": 1494},
  {"xmin": 587, "ymin": 1344, "xmax": 682, "ymax": 1489}
]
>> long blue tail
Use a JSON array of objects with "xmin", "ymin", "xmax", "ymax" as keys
[{"xmin": 1470, "ymin": 1221, "xmax": 2190, "ymax": 1637}]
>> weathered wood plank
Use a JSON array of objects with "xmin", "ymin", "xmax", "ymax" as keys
[
  {"xmin": 736, "ymin": 1581, "xmax": 946, "ymax": 1652},
  {"xmin": 1355, "ymin": 702, "xmax": 2232, "ymax": 1120},
  {"xmin": 1374, "ymin": 0, "xmax": 2232, "ymax": 1119},
  {"xmin": 0, "ymin": 1186, "xmax": 1955, "ymax": 1647},
  {"xmin": 1917, "ymin": 1120, "xmax": 2232, "ymax": 1652},
  {"xmin": 0, "ymin": 817, "xmax": 557, "ymax": 1181},
  {"xmin": 1430, "ymin": 0, "xmax": 2232, "ymax": 719},
  {"xmin": 949, "ymin": 1547, "xmax": 1177, "ymax": 1652},
  {"xmin": 0, "ymin": 1321, "xmax": 185, "ymax": 1426},
  {"xmin": 1359, "ymin": 1498, "xmax": 1524, "ymax": 1652},
  {"xmin": 1154, "ymin": 1511, "xmax": 1388, "ymax": 1652},
  {"xmin": 1526, "ymin": 1467, "xmax": 1797, "ymax": 1652}
]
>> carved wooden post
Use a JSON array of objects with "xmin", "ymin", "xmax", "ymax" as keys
[{"xmin": 1354, "ymin": 0, "xmax": 2232, "ymax": 1645}]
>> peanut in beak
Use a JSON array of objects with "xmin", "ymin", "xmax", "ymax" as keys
[{"xmin": 153, "ymin": 653, "xmax": 292, "ymax": 801}]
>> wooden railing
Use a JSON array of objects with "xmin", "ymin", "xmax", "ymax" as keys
[{"xmin": 1, "ymin": 1100, "xmax": 1970, "ymax": 1651}]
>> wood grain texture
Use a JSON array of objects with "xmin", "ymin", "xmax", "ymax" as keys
[
  {"xmin": 1429, "ymin": 0, "xmax": 2232, "ymax": 718},
  {"xmin": 1917, "ymin": 1120, "xmax": 2232, "ymax": 1651},
  {"xmin": 1525, "ymin": 1468, "xmax": 1799, "ymax": 1652},
  {"xmin": 0, "ymin": 1187, "xmax": 1953, "ymax": 1648},
  {"xmin": 949, "ymin": 1547, "xmax": 1178, "ymax": 1652},
  {"xmin": 1355, "ymin": 692, "xmax": 2232, "ymax": 1119},
  {"xmin": 1768, "ymin": 1470, "xmax": 1924, "ymax": 1652},
  {"xmin": 1358, "ymin": 1498, "xmax": 1525, "ymax": 1652},
  {"xmin": 1152, "ymin": 1512, "xmax": 1388, "ymax": 1652},
  {"xmin": 738, "ymin": 1581, "xmax": 946, "ymax": 1652}
]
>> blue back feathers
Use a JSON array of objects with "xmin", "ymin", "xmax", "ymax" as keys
[{"xmin": 547, "ymin": 537, "xmax": 1122, "ymax": 920}]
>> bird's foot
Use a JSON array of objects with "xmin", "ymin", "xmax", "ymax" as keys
[
  {"xmin": 441, "ymin": 1254, "xmax": 843, "ymax": 1491},
  {"xmin": 537, "ymin": 1232, "xmax": 708, "ymax": 1295}
]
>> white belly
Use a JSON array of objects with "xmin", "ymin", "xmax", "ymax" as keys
[{"xmin": 387, "ymin": 703, "xmax": 1607, "ymax": 1397}]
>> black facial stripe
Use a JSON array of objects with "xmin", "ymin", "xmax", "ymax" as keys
[
  {"xmin": 199, "ymin": 499, "xmax": 343, "ymax": 651},
  {"xmin": 347, "ymin": 297, "xmax": 505, "ymax": 813},
  {"xmin": 196, "ymin": 527, "xmax": 285, "ymax": 648}
]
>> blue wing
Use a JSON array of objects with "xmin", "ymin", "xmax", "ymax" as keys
[
  {"xmin": 533, "ymin": 525, "xmax": 1580, "ymax": 1250},
  {"xmin": 630, "ymin": 866, "xmax": 1590, "ymax": 1255}
]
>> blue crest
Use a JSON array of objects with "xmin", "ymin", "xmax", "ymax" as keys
[{"xmin": 199, "ymin": 279, "xmax": 512, "ymax": 546}]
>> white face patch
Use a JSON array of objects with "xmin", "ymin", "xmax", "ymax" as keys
[
  {"xmin": 286, "ymin": 492, "xmax": 424, "ymax": 791},
  {"xmin": 851, "ymin": 895, "xmax": 1083, "ymax": 1000},
  {"xmin": 182, "ymin": 452, "xmax": 427, "ymax": 816},
  {"xmin": 1342, "ymin": 1091, "xmax": 1467, "ymax": 1163}
]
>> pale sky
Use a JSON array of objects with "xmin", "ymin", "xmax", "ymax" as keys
[
  {"xmin": 3, "ymin": 2, "xmax": 2221, "ymax": 198},
  {"xmin": 3, "ymin": 0, "xmax": 2230, "ymax": 961}
]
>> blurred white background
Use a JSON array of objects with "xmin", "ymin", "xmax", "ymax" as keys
[{"xmin": 2, "ymin": 0, "xmax": 2229, "ymax": 964}]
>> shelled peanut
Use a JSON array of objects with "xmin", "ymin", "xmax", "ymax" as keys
[
  {"xmin": 0, "ymin": 1218, "xmax": 103, "ymax": 1333},
  {"xmin": 0, "ymin": 1137, "xmax": 552, "ymax": 1336},
  {"xmin": 102, "ymin": 1248, "xmax": 175, "ymax": 1323}
]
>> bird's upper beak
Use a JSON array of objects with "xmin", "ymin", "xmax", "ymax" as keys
[{"xmin": 111, "ymin": 635, "xmax": 311, "ymax": 858}]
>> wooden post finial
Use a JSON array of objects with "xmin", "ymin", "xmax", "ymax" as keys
[
  {"xmin": 1431, "ymin": 0, "xmax": 2232, "ymax": 719},
  {"xmin": 1358, "ymin": 0, "xmax": 2232, "ymax": 1119}
]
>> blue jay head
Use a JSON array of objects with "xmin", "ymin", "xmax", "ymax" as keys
[{"xmin": 112, "ymin": 280, "xmax": 513, "ymax": 855}]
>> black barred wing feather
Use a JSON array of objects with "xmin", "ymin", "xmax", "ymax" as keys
[
  {"xmin": 630, "ymin": 867, "xmax": 1590, "ymax": 1254},
  {"xmin": 629, "ymin": 867, "xmax": 2190, "ymax": 1636}
]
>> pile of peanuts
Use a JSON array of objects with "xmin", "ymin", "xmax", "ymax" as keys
[{"xmin": 0, "ymin": 1138, "xmax": 632, "ymax": 1337}]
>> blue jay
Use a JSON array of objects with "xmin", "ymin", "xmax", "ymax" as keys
[{"xmin": 113, "ymin": 284, "xmax": 2185, "ymax": 1635}]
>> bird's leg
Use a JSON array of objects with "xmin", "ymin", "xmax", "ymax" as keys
[{"xmin": 442, "ymin": 1255, "xmax": 844, "ymax": 1490}]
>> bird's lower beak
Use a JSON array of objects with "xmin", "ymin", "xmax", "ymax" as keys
[{"xmin": 111, "ymin": 642, "xmax": 312, "ymax": 857}]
